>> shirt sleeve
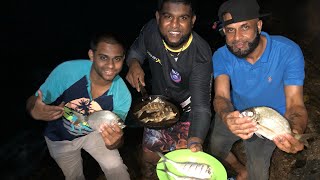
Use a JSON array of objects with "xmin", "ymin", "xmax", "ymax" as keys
[
  {"xmin": 188, "ymin": 44, "xmax": 213, "ymax": 140},
  {"xmin": 283, "ymin": 44, "xmax": 305, "ymax": 86}
]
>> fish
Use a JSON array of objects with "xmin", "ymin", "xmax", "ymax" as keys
[
  {"xmin": 141, "ymin": 106, "xmax": 177, "ymax": 123},
  {"xmin": 156, "ymin": 151, "xmax": 212, "ymax": 179},
  {"xmin": 240, "ymin": 106, "xmax": 316, "ymax": 147},
  {"xmin": 72, "ymin": 110, "xmax": 126, "ymax": 130},
  {"xmin": 157, "ymin": 162, "xmax": 211, "ymax": 180},
  {"xmin": 135, "ymin": 97, "xmax": 166, "ymax": 118}
]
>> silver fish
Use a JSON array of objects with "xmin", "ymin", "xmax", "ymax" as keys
[
  {"xmin": 158, "ymin": 162, "xmax": 211, "ymax": 180},
  {"xmin": 156, "ymin": 152, "xmax": 212, "ymax": 179},
  {"xmin": 73, "ymin": 110, "xmax": 126, "ymax": 130},
  {"xmin": 241, "ymin": 106, "xmax": 315, "ymax": 147}
]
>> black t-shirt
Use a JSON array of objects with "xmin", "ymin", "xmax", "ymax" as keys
[{"xmin": 126, "ymin": 19, "xmax": 213, "ymax": 140}]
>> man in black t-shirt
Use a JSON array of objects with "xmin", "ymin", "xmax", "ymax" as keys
[{"xmin": 125, "ymin": 0, "xmax": 213, "ymax": 179}]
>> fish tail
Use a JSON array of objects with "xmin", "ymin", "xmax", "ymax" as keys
[{"xmin": 297, "ymin": 132, "xmax": 318, "ymax": 148}]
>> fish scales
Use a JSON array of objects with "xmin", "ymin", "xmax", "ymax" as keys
[
  {"xmin": 73, "ymin": 110, "xmax": 126, "ymax": 130},
  {"xmin": 240, "ymin": 106, "xmax": 318, "ymax": 145}
]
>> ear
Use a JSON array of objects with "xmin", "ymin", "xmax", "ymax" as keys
[
  {"xmin": 191, "ymin": 15, "xmax": 196, "ymax": 27},
  {"xmin": 257, "ymin": 20, "xmax": 263, "ymax": 34},
  {"xmin": 88, "ymin": 49, "xmax": 94, "ymax": 61},
  {"xmin": 155, "ymin": 11, "xmax": 160, "ymax": 24}
]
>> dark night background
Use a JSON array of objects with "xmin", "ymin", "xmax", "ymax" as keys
[{"xmin": 1, "ymin": 0, "xmax": 320, "ymax": 179}]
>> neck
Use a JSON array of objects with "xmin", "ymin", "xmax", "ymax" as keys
[{"xmin": 246, "ymin": 36, "xmax": 266, "ymax": 64}]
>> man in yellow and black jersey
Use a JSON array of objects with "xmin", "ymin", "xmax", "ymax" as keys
[{"xmin": 125, "ymin": 0, "xmax": 213, "ymax": 179}]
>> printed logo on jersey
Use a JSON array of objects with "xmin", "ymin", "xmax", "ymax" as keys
[
  {"xmin": 268, "ymin": 76, "xmax": 272, "ymax": 83},
  {"xmin": 147, "ymin": 51, "xmax": 162, "ymax": 65},
  {"xmin": 170, "ymin": 69, "xmax": 181, "ymax": 83},
  {"xmin": 63, "ymin": 98, "xmax": 103, "ymax": 136}
]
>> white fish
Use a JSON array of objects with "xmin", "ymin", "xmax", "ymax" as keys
[
  {"xmin": 158, "ymin": 164, "xmax": 210, "ymax": 180},
  {"xmin": 156, "ymin": 152, "xmax": 212, "ymax": 179},
  {"xmin": 73, "ymin": 110, "xmax": 126, "ymax": 130},
  {"xmin": 241, "ymin": 106, "xmax": 315, "ymax": 147}
]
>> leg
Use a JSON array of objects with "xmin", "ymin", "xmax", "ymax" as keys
[
  {"xmin": 244, "ymin": 135, "xmax": 276, "ymax": 180},
  {"xmin": 140, "ymin": 121, "xmax": 190, "ymax": 180},
  {"xmin": 45, "ymin": 136, "xmax": 85, "ymax": 180},
  {"xmin": 83, "ymin": 132, "xmax": 130, "ymax": 180},
  {"xmin": 208, "ymin": 114, "xmax": 247, "ymax": 180}
]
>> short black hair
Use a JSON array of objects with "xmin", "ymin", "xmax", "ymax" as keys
[
  {"xmin": 157, "ymin": 0, "xmax": 197, "ymax": 15},
  {"xmin": 89, "ymin": 32, "xmax": 127, "ymax": 53}
]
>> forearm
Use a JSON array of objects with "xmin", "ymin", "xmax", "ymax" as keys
[
  {"xmin": 26, "ymin": 96, "xmax": 37, "ymax": 118},
  {"xmin": 285, "ymin": 104, "xmax": 308, "ymax": 134},
  {"xmin": 213, "ymin": 96, "xmax": 234, "ymax": 122}
]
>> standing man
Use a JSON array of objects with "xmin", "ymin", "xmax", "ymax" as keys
[
  {"xmin": 209, "ymin": 0, "xmax": 308, "ymax": 180},
  {"xmin": 26, "ymin": 32, "xmax": 131, "ymax": 180},
  {"xmin": 125, "ymin": 0, "xmax": 213, "ymax": 179}
]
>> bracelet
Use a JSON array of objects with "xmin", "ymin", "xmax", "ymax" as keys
[{"xmin": 187, "ymin": 141, "xmax": 202, "ymax": 148}]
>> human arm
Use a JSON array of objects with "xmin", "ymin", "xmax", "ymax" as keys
[
  {"xmin": 213, "ymin": 75, "xmax": 257, "ymax": 140},
  {"xmin": 273, "ymin": 85, "xmax": 308, "ymax": 153},
  {"xmin": 26, "ymin": 90, "xmax": 65, "ymax": 121},
  {"xmin": 126, "ymin": 59, "xmax": 145, "ymax": 92}
]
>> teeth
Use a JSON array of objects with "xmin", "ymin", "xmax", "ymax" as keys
[{"xmin": 170, "ymin": 31, "xmax": 180, "ymax": 35}]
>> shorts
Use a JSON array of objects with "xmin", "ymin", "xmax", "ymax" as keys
[{"xmin": 142, "ymin": 121, "xmax": 190, "ymax": 152}]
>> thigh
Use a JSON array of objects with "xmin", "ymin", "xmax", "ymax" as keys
[
  {"xmin": 45, "ymin": 136, "xmax": 84, "ymax": 178},
  {"xmin": 244, "ymin": 135, "xmax": 276, "ymax": 180},
  {"xmin": 142, "ymin": 121, "xmax": 190, "ymax": 153},
  {"xmin": 83, "ymin": 132, "xmax": 124, "ymax": 168},
  {"xmin": 208, "ymin": 114, "xmax": 240, "ymax": 159}
]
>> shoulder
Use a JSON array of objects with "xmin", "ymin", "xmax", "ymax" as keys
[
  {"xmin": 192, "ymin": 32, "xmax": 211, "ymax": 49},
  {"xmin": 140, "ymin": 18, "xmax": 158, "ymax": 33},
  {"xmin": 266, "ymin": 33, "xmax": 302, "ymax": 51},
  {"xmin": 55, "ymin": 59, "xmax": 91, "ymax": 70},
  {"xmin": 51, "ymin": 59, "xmax": 91, "ymax": 76}
]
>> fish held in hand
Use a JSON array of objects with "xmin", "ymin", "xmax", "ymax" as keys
[
  {"xmin": 156, "ymin": 151, "xmax": 212, "ymax": 179},
  {"xmin": 241, "ymin": 106, "xmax": 316, "ymax": 147},
  {"xmin": 73, "ymin": 110, "xmax": 126, "ymax": 130}
]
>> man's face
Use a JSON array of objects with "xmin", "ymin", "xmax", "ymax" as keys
[
  {"xmin": 89, "ymin": 42, "xmax": 125, "ymax": 83},
  {"xmin": 223, "ymin": 14, "xmax": 262, "ymax": 58},
  {"xmin": 156, "ymin": 2, "xmax": 196, "ymax": 48}
]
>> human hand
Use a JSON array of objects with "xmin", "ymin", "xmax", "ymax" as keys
[
  {"xmin": 30, "ymin": 90, "xmax": 65, "ymax": 121},
  {"xmin": 99, "ymin": 123, "xmax": 124, "ymax": 150},
  {"xmin": 273, "ymin": 133, "xmax": 304, "ymax": 153},
  {"xmin": 223, "ymin": 111, "xmax": 257, "ymax": 140},
  {"xmin": 125, "ymin": 60, "xmax": 145, "ymax": 92},
  {"xmin": 187, "ymin": 137, "xmax": 203, "ymax": 152}
]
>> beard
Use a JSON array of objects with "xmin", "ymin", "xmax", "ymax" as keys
[
  {"xmin": 160, "ymin": 30, "xmax": 191, "ymax": 48},
  {"xmin": 227, "ymin": 31, "xmax": 260, "ymax": 58}
]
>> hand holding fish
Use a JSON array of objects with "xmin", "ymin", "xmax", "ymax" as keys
[
  {"xmin": 223, "ymin": 111, "xmax": 257, "ymax": 140},
  {"xmin": 273, "ymin": 133, "xmax": 304, "ymax": 153},
  {"xmin": 99, "ymin": 123, "xmax": 124, "ymax": 150},
  {"xmin": 27, "ymin": 90, "xmax": 65, "ymax": 121}
]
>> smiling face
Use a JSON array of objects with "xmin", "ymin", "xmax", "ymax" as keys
[
  {"xmin": 89, "ymin": 42, "xmax": 125, "ymax": 85},
  {"xmin": 156, "ymin": 1, "xmax": 196, "ymax": 49},
  {"xmin": 223, "ymin": 13, "xmax": 262, "ymax": 58}
]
